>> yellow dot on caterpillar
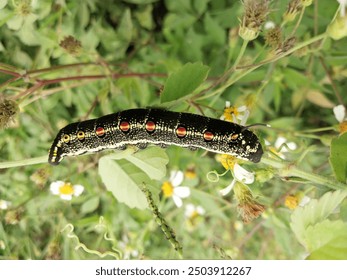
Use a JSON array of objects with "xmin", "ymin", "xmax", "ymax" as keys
[
  {"xmin": 203, "ymin": 131, "xmax": 214, "ymax": 141},
  {"xmin": 230, "ymin": 133, "xmax": 239, "ymax": 141},
  {"xmin": 62, "ymin": 134, "xmax": 70, "ymax": 143},
  {"xmin": 77, "ymin": 131, "xmax": 85, "ymax": 140}
]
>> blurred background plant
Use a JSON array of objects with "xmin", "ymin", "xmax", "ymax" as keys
[{"xmin": 0, "ymin": 0, "xmax": 347, "ymax": 259}]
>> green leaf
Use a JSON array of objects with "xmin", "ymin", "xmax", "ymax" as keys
[
  {"xmin": 99, "ymin": 156, "xmax": 148, "ymax": 209},
  {"xmin": 193, "ymin": 0, "xmax": 209, "ymax": 15},
  {"xmin": 118, "ymin": 8, "xmax": 133, "ymax": 44},
  {"xmin": 0, "ymin": 0, "xmax": 8, "ymax": 9},
  {"xmin": 305, "ymin": 220, "xmax": 347, "ymax": 259},
  {"xmin": 291, "ymin": 190, "xmax": 347, "ymax": 246},
  {"xmin": 160, "ymin": 62, "xmax": 210, "ymax": 103},
  {"xmin": 204, "ymin": 13, "xmax": 225, "ymax": 46},
  {"xmin": 284, "ymin": 68, "xmax": 309, "ymax": 90},
  {"xmin": 330, "ymin": 133, "xmax": 347, "ymax": 182},
  {"xmin": 98, "ymin": 147, "xmax": 168, "ymax": 209},
  {"xmin": 125, "ymin": 146, "xmax": 169, "ymax": 180},
  {"xmin": 81, "ymin": 197, "xmax": 100, "ymax": 214}
]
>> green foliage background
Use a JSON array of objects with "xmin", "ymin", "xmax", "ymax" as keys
[{"xmin": 1, "ymin": 0, "xmax": 347, "ymax": 259}]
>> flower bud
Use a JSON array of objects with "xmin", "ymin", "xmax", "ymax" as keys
[{"xmin": 327, "ymin": 14, "xmax": 347, "ymax": 40}]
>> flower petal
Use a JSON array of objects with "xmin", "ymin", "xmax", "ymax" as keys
[
  {"xmin": 50, "ymin": 181, "xmax": 65, "ymax": 195},
  {"xmin": 237, "ymin": 105, "xmax": 247, "ymax": 112},
  {"xmin": 239, "ymin": 109, "xmax": 250, "ymax": 126},
  {"xmin": 264, "ymin": 21, "xmax": 275, "ymax": 29},
  {"xmin": 333, "ymin": 105, "xmax": 346, "ymax": 123},
  {"xmin": 184, "ymin": 203, "xmax": 195, "ymax": 217},
  {"xmin": 60, "ymin": 194, "xmax": 73, "ymax": 201},
  {"xmin": 233, "ymin": 163, "xmax": 254, "ymax": 184},
  {"xmin": 73, "ymin": 184, "xmax": 84, "ymax": 197},
  {"xmin": 0, "ymin": 200, "xmax": 11, "ymax": 210},
  {"xmin": 173, "ymin": 186, "xmax": 191, "ymax": 198},
  {"xmin": 299, "ymin": 196, "xmax": 311, "ymax": 207},
  {"xmin": 219, "ymin": 179, "xmax": 236, "ymax": 196},
  {"xmin": 172, "ymin": 195, "xmax": 183, "ymax": 208},
  {"xmin": 196, "ymin": 206, "xmax": 205, "ymax": 215},
  {"xmin": 170, "ymin": 170, "xmax": 184, "ymax": 187}
]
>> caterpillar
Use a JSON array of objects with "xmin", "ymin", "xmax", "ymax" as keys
[{"xmin": 48, "ymin": 108, "xmax": 263, "ymax": 165}]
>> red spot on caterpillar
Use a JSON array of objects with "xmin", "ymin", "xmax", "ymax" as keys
[
  {"xmin": 203, "ymin": 131, "xmax": 214, "ymax": 141},
  {"xmin": 96, "ymin": 127, "xmax": 105, "ymax": 137},
  {"xmin": 176, "ymin": 126, "xmax": 187, "ymax": 138},
  {"xmin": 145, "ymin": 121, "xmax": 156, "ymax": 132},
  {"xmin": 119, "ymin": 121, "xmax": 130, "ymax": 132}
]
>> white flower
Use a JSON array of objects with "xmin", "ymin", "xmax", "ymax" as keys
[
  {"xmin": 184, "ymin": 203, "xmax": 205, "ymax": 218},
  {"xmin": 161, "ymin": 171, "xmax": 190, "ymax": 208},
  {"xmin": 333, "ymin": 104, "xmax": 346, "ymax": 123},
  {"xmin": 0, "ymin": 200, "xmax": 11, "ymax": 210},
  {"xmin": 220, "ymin": 102, "xmax": 250, "ymax": 126},
  {"xmin": 299, "ymin": 195, "xmax": 311, "ymax": 207},
  {"xmin": 50, "ymin": 180, "xmax": 84, "ymax": 200},
  {"xmin": 264, "ymin": 21, "xmax": 275, "ymax": 30},
  {"xmin": 220, "ymin": 163, "xmax": 255, "ymax": 196},
  {"xmin": 337, "ymin": 0, "xmax": 347, "ymax": 17},
  {"xmin": 274, "ymin": 136, "xmax": 297, "ymax": 153},
  {"xmin": 118, "ymin": 235, "xmax": 139, "ymax": 260}
]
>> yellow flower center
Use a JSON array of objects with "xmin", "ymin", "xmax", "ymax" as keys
[
  {"xmin": 189, "ymin": 210, "xmax": 199, "ymax": 220},
  {"xmin": 185, "ymin": 170, "xmax": 197, "ymax": 179},
  {"xmin": 217, "ymin": 154, "xmax": 237, "ymax": 170},
  {"xmin": 339, "ymin": 121, "xmax": 347, "ymax": 134},
  {"xmin": 161, "ymin": 181, "xmax": 174, "ymax": 197},
  {"xmin": 59, "ymin": 182, "xmax": 74, "ymax": 195},
  {"xmin": 284, "ymin": 195, "xmax": 299, "ymax": 210},
  {"xmin": 223, "ymin": 106, "xmax": 238, "ymax": 122}
]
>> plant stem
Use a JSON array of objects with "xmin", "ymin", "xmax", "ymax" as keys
[
  {"xmin": 261, "ymin": 156, "xmax": 347, "ymax": 190},
  {"xmin": 232, "ymin": 39, "xmax": 249, "ymax": 70},
  {"xmin": 197, "ymin": 33, "xmax": 327, "ymax": 101},
  {"xmin": 0, "ymin": 156, "xmax": 47, "ymax": 169}
]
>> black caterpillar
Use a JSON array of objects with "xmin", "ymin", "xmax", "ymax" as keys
[{"xmin": 48, "ymin": 108, "xmax": 263, "ymax": 165}]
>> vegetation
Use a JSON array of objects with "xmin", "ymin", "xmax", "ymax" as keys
[{"xmin": 1, "ymin": 0, "xmax": 347, "ymax": 259}]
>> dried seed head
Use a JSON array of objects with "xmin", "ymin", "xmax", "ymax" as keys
[
  {"xmin": 239, "ymin": 0, "xmax": 270, "ymax": 41},
  {"xmin": 30, "ymin": 167, "xmax": 52, "ymax": 189},
  {"xmin": 0, "ymin": 99, "xmax": 19, "ymax": 129},
  {"xmin": 5, "ymin": 209, "xmax": 23, "ymax": 225},
  {"xmin": 59, "ymin": 36, "xmax": 82, "ymax": 55},
  {"xmin": 265, "ymin": 26, "xmax": 282, "ymax": 48},
  {"xmin": 233, "ymin": 182, "xmax": 265, "ymax": 223},
  {"xmin": 275, "ymin": 36, "xmax": 296, "ymax": 55},
  {"xmin": 283, "ymin": 0, "xmax": 302, "ymax": 23}
]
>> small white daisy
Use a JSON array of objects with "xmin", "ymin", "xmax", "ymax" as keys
[
  {"xmin": 333, "ymin": 104, "xmax": 346, "ymax": 123},
  {"xmin": 264, "ymin": 21, "xmax": 275, "ymax": 30},
  {"xmin": 220, "ymin": 102, "xmax": 250, "ymax": 126},
  {"xmin": 50, "ymin": 181, "xmax": 84, "ymax": 201},
  {"xmin": 220, "ymin": 163, "xmax": 255, "ymax": 196},
  {"xmin": 274, "ymin": 136, "xmax": 297, "ymax": 153},
  {"xmin": 0, "ymin": 200, "xmax": 11, "ymax": 210},
  {"xmin": 161, "ymin": 171, "xmax": 190, "ymax": 208},
  {"xmin": 184, "ymin": 203, "xmax": 205, "ymax": 218}
]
